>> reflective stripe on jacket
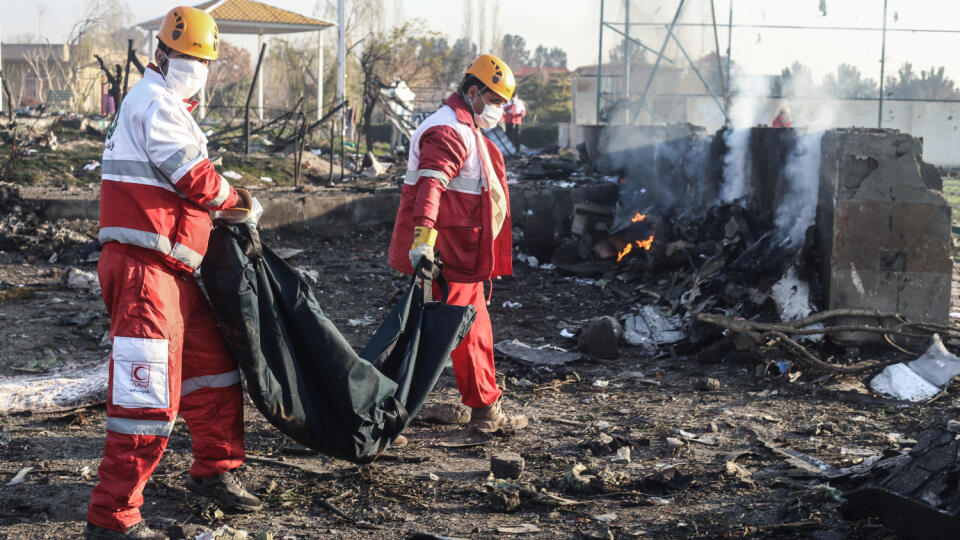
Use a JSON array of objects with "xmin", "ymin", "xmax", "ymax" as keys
[
  {"xmin": 98, "ymin": 65, "xmax": 238, "ymax": 273},
  {"xmin": 389, "ymin": 93, "xmax": 513, "ymax": 283}
]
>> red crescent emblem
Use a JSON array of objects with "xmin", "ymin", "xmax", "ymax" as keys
[{"xmin": 133, "ymin": 365, "xmax": 149, "ymax": 382}]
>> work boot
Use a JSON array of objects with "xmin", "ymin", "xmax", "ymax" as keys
[
  {"xmin": 417, "ymin": 402, "xmax": 471, "ymax": 424},
  {"xmin": 185, "ymin": 470, "xmax": 263, "ymax": 512},
  {"xmin": 84, "ymin": 521, "xmax": 166, "ymax": 539},
  {"xmin": 469, "ymin": 398, "xmax": 528, "ymax": 433}
]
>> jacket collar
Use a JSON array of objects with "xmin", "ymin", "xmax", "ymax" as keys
[
  {"xmin": 444, "ymin": 92, "xmax": 476, "ymax": 129},
  {"xmin": 145, "ymin": 63, "xmax": 199, "ymax": 111}
]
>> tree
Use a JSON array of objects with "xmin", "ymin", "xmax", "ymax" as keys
[
  {"xmin": 777, "ymin": 61, "xmax": 817, "ymax": 98},
  {"xmin": 691, "ymin": 52, "xmax": 733, "ymax": 97},
  {"xmin": 885, "ymin": 63, "xmax": 960, "ymax": 100},
  {"xmin": 608, "ymin": 37, "xmax": 647, "ymax": 65},
  {"xmin": 516, "ymin": 71, "xmax": 572, "ymax": 124},
  {"xmin": 357, "ymin": 22, "xmax": 445, "ymax": 149},
  {"xmin": 532, "ymin": 45, "xmax": 567, "ymax": 69},
  {"xmin": 18, "ymin": 0, "xmax": 134, "ymax": 113},
  {"xmin": 439, "ymin": 38, "xmax": 477, "ymax": 88},
  {"xmin": 499, "ymin": 34, "xmax": 529, "ymax": 70},
  {"xmin": 822, "ymin": 63, "xmax": 877, "ymax": 98}
]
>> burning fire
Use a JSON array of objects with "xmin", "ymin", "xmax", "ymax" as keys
[{"xmin": 616, "ymin": 212, "xmax": 655, "ymax": 262}]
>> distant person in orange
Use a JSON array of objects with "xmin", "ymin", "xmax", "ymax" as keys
[
  {"xmin": 503, "ymin": 93, "xmax": 527, "ymax": 149},
  {"xmin": 772, "ymin": 106, "xmax": 792, "ymax": 127}
]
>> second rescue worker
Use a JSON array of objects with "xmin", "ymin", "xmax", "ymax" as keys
[{"xmin": 389, "ymin": 54, "xmax": 528, "ymax": 432}]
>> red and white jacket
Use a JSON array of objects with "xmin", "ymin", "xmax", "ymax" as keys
[
  {"xmin": 389, "ymin": 93, "xmax": 513, "ymax": 283},
  {"xmin": 98, "ymin": 65, "xmax": 238, "ymax": 273},
  {"xmin": 503, "ymin": 97, "xmax": 527, "ymax": 125}
]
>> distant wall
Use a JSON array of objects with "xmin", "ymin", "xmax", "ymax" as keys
[{"xmin": 570, "ymin": 89, "xmax": 960, "ymax": 167}]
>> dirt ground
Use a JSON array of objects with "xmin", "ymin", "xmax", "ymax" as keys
[{"xmin": 0, "ymin": 221, "xmax": 956, "ymax": 539}]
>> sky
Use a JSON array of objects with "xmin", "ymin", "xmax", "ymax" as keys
[{"xmin": 2, "ymin": 0, "xmax": 960, "ymax": 83}]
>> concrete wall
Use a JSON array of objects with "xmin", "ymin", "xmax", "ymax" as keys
[
  {"xmin": 27, "ymin": 184, "xmax": 621, "ymax": 242},
  {"xmin": 570, "ymin": 91, "xmax": 960, "ymax": 167}
]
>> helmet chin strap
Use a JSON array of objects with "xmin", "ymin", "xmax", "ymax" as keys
[{"xmin": 158, "ymin": 49, "xmax": 170, "ymax": 77}]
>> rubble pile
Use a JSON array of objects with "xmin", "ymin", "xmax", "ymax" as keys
[
  {"xmin": 515, "ymin": 126, "xmax": 820, "ymax": 359},
  {"xmin": 0, "ymin": 183, "xmax": 93, "ymax": 257}
]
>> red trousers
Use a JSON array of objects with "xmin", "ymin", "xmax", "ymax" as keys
[
  {"xmin": 434, "ymin": 280, "xmax": 501, "ymax": 408},
  {"xmin": 88, "ymin": 245, "xmax": 245, "ymax": 531}
]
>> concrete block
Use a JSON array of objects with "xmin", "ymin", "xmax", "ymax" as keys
[{"xmin": 816, "ymin": 129, "xmax": 951, "ymax": 335}]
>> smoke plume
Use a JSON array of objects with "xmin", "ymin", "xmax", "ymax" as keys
[{"xmin": 721, "ymin": 75, "xmax": 773, "ymax": 202}]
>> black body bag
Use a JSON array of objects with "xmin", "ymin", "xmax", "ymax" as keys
[{"xmin": 200, "ymin": 224, "xmax": 475, "ymax": 463}]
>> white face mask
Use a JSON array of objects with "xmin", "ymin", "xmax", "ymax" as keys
[
  {"xmin": 161, "ymin": 51, "xmax": 209, "ymax": 100},
  {"xmin": 472, "ymin": 93, "xmax": 503, "ymax": 129}
]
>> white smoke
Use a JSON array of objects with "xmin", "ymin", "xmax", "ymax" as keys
[
  {"xmin": 720, "ymin": 75, "xmax": 773, "ymax": 202},
  {"xmin": 775, "ymin": 94, "xmax": 837, "ymax": 248},
  {"xmin": 776, "ymin": 130, "xmax": 824, "ymax": 248}
]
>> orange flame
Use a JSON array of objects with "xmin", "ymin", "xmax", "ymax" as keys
[{"xmin": 616, "ymin": 212, "xmax": 655, "ymax": 262}]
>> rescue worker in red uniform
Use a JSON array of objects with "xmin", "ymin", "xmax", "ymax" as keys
[
  {"xmin": 389, "ymin": 54, "xmax": 528, "ymax": 433},
  {"xmin": 772, "ymin": 106, "xmax": 792, "ymax": 127},
  {"xmin": 86, "ymin": 7, "xmax": 262, "ymax": 539},
  {"xmin": 503, "ymin": 93, "xmax": 527, "ymax": 149}
]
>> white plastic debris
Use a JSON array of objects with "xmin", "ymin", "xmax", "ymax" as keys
[
  {"xmin": 870, "ymin": 335, "xmax": 960, "ymax": 402},
  {"xmin": 259, "ymin": 176, "xmax": 274, "ymax": 183},
  {"xmin": 502, "ymin": 301, "xmax": 522, "ymax": 309},
  {"xmin": 6, "ymin": 466, "xmax": 34, "ymax": 486},
  {"xmin": 83, "ymin": 161, "xmax": 100, "ymax": 172},
  {"xmin": 347, "ymin": 315, "xmax": 376, "ymax": 327},
  {"xmin": 771, "ymin": 266, "xmax": 815, "ymax": 322},
  {"xmin": 64, "ymin": 268, "xmax": 99, "ymax": 290},
  {"xmin": 516, "ymin": 253, "xmax": 539, "ymax": 268},
  {"xmin": 560, "ymin": 328, "xmax": 576, "ymax": 339},
  {"xmin": 592, "ymin": 379, "xmax": 609, "ymax": 389},
  {"xmin": 622, "ymin": 305, "xmax": 685, "ymax": 347},
  {"xmin": 221, "ymin": 170, "xmax": 243, "ymax": 180}
]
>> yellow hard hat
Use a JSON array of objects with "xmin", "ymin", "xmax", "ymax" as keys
[
  {"xmin": 464, "ymin": 54, "xmax": 515, "ymax": 100},
  {"xmin": 779, "ymin": 106, "xmax": 790, "ymax": 114},
  {"xmin": 158, "ymin": 6, "xmax": 219, "ymax": 61}
]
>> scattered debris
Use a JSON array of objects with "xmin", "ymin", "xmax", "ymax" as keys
[
  {"xmin": 486, "ymin": 481, "xmax": 521, "ymax": 512},
  {"xmin": 665, "ymin": 437, "xmax": 685, "ymax": 452},
  {"xmin": 63, "ymin": 267, "xmax": 99, "ymax": 291},
  {"xmin": 870, "ymin": 334, "xmax": 960, "ymax": 402},
  {"xmin": 491, "ymin": 452, "xmax": 525, "ymax": 480},
  {"xmin": 5, "ymin": 466, "xmax": 34, "ymax": 485},
  {"xmin": 843, "ymin": 427, "xmax": 960, "ymax": 538},
  {"xmin": 495, "ymin": 523, "xmax": 541, "ymax": 535},
  {"xmin": 577, "ymin": 316, "xmax": 622, "ymax": 359},
  {"xmin": 622, "ymin": 306, "xmax": 686, "ymax": 348},
  {"xmin": 694, "ymin": 377, "xmax": 721, "ymax": 392},
  {"xmin": 495, "ymin": 339, "xmax": 582, "ymax": 367}
]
